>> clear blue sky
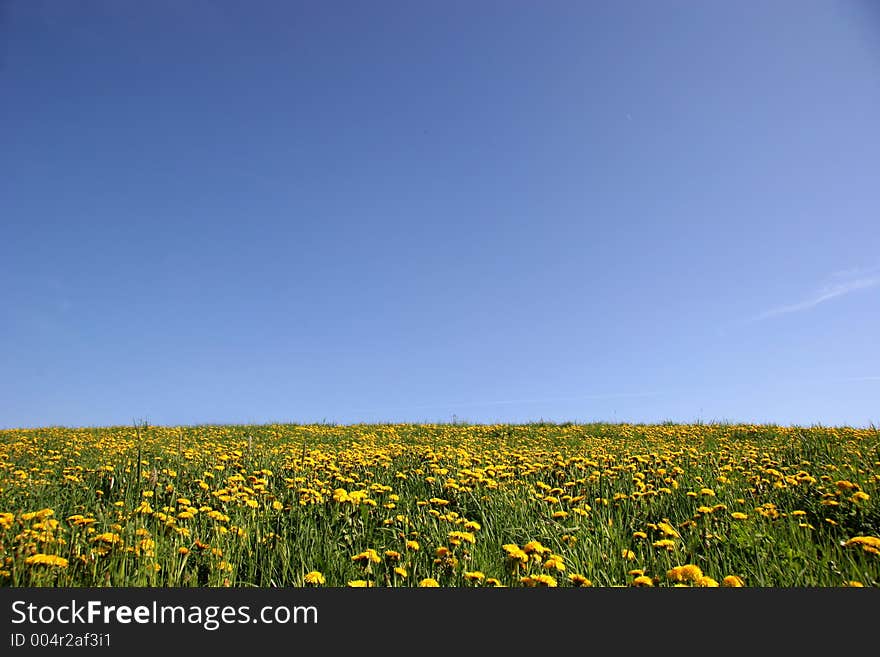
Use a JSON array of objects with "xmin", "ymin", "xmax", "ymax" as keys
[{"xmin": 2, "ymin": 1, "xmax": 879, "ymax": 429}]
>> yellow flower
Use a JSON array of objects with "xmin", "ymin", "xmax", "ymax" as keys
[
  {"xmin": 652, "ymin": 539, "xmax": 676, "ymax": 551},
  {"xmin": 22, "ymin": 508, "xmax": 54, "ymax": 522},
  {"xmin": 633, "ymin": 531, "xmax": 648, "ymax": 540},
  {"xmin": 521, "ymin": 574, "xmax": 557, "ymax": 587},
  {"xmin": 694, "ymin": 576, "xmax": 719, "ymax": 587},
  {"xmin": 850, "ymin": 491, "xmax": 870, "ymax": 504},
  {"xmin": 523, "ymin": 540, "xmax": 550, "ymax": 556},
  {"xmin": 464, "ymin": 571, "xmax": 485, "ymax": 582},
  {"xmin": 347, "ymin": 580, "xmax": 372, "ymax": 587},
  {"xmin": 0, "ymin": 513, "xmax": 14, "ymax": 529},
  {"xmin": 631, "ymin": 575, "xmax": 654, "ymax": 587},
  {"xmin": 722, "ymin": 575, "xmax": 745, "ymax": 587},
  {"xmin": 621, "ymin": 549, "xmax": 636, "ymax": 561},
  {"xmin": 731, "ymin": 512, "xmax": 748, "ymax": 520},
  {"xmin": 352, "ymin": 549, "xmax": 381, "ymax": 564},
  {"xmin": 304, "ymin": 571, "xmax": 325, "ymax": 585},
  {"xmin": 405, "ymin": 540, "xmax": 420, "ymax": 551},
  {"xmin": 271, "ymin": 500, "xmax": 284, "ymax": 511},
  {"xmin": 419, "ymin": 578, "xmax": 440, "ymax": 587},
  {"xmin": 503, "ymin": 544, "xmax": 529, "ymax": 564},
  {"xmin": 667, "ymin": 564, "xmax": 703, "ymax": 583},
  {"xmin": 25, "ymin": 554, "xmax": 68, "ymax": 568},
  {"xmin": 91, "ymin": 532, "xmax": 122, "ymax": 545},
  {"xmin": 568, "ymin": 574, "xmax": 592, "ymax": 587},
  {"xmin": 544, "ymin": 556, "xmax": 566, "ymax": 571},
  {"xmin": 447, "ymin": 531, "xmax": 476, "ymax": 546},
  {"xmin": 842, "ymin": 536, "xmax": 880, "ymax": 555},
  {"xmin": 393, "ymin": 566, "xmax": 408, "ymax": 578},
  {"xmin": 657, "ymin": 522, "xmax": 680, "ymax": 538}
]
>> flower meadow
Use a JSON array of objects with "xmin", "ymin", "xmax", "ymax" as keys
[{"xmin": 1, "ymin": 423, "xmax": 877, "ymax": 587}]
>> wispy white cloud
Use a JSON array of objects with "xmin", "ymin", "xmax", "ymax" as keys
[
  {"xmin": 750, "ymin": 267, "xmax": 880, "ymax": 322},
  {"xmin": 828, "ymin": 265, "xmax": 880, "ymax": 280}
]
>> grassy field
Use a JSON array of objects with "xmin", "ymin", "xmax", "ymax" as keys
[{"xmin": 1, "ymin": 422, "xmax": 878, "ymax": 587}]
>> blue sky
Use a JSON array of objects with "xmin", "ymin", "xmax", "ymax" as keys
[{"xmin": 2, "ymin": 1, "xmax": 879, "ymax": 428}]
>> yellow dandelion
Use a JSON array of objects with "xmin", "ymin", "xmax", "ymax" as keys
[
  {"xmin": 503, "ymin": 544, "xmax": 529, "ymax": 564},
  {"xmin": 722, "ymin": 575, "xmax": 745, "ymax": 587},
  {"xmin": 91, "ymin": 532, "xmax": 122, "ymax": 545},
  {"xmin": 568, "ymin": 574, "xmax": 592, "ymax": 587},
  {"xmin": 667, "ymin": 564, "xmax": 703, "ymax": 583},
  {"xmin": 352, "ymin": 549, "xmax": 381, "ymax": 564},
  {"xmin": 448, "ymin": 531, "xmax": 476, "ymax": 545},
  {"xmin": 544, "ymin": 556, "xmax": 566, "ymax": 571},
  {"xmin": 657, "ymin": 522, "xmax": 680, "ymax": 538},
  {"xmin": 843, "ymin": 536, "xmax": 880, "ymax": 555},
  {"xmin": 523, "ymin": 540, "xmax": 550, "ymax": 555},
  {"xmin": 303, "ymin": 571, "xmax": 325, "ymax": 585},
  {"xmin": 25, "ymin": 554, "xmax": 68, "ymax": 568},
  {"xmin": 521, "ymin": 574, "xmax": 557, "ymax": 587}
]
